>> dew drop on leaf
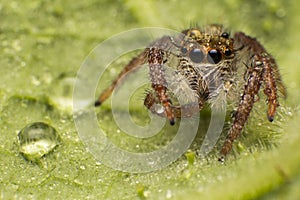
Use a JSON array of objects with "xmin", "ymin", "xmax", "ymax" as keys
[{"xmin": 18, "ymin": 122, "xmax": 60, "ymax": 161}]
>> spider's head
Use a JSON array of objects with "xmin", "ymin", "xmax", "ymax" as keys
[{"xmin": 181, "ymin": 25, "xmax": 234, "ymax": 65}]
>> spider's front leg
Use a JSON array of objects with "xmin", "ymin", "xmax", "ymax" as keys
[
  {"xmin": 147, "ymin": 46, "xmax": 175, "ymax": 125},
  {"xmin": 220, "ymin": 58, "xmax": 263, "ymax": 158},
  {"xmin": 220, "ymin": 32, "xmax": 286, "ymax": 159}
]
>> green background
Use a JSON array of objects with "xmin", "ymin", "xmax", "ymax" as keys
[{"xmin": 1, "ymin": 0, "xmax": 300, "ymax": 199}]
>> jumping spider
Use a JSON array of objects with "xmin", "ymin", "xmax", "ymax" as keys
[{"xmin": 95, "ymin": 24, "xmax": 286, "ymax": 160}]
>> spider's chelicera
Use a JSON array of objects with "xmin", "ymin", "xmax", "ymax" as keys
[{"xmin": 95, "ymin": 25, "xmax": 286, "ymax": 160}]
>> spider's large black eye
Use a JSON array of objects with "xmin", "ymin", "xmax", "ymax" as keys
[
  {"xmin": 189, "ymin": 48, "xmax": 204, "ymax": 63},
  {"xmin": 208, "ymin": 49, "xmax": 222, "ymax": 64}
]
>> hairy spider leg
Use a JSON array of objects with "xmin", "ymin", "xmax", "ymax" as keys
[
  {"xmin": 235, "ymin": 32, "xmax": 286, "ymax": 121},
  {"xmin": 220, "ymin": 32, "xmax": 284, "ymax": 158},
  {"xmin": 220, "ymin": 59, "xmax": 263, "ymax": 158},
  {"xmin": 261, "ymin": 55, "xmax": 287, "ymax": 121},
  {"xmin": 95, "ymin": 51, "xmax": 147, "ymax": 106}
]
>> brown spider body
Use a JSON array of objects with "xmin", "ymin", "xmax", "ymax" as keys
[{"xmin": 95, "ymin": 25, "xmax": 286, "ymax": 159}]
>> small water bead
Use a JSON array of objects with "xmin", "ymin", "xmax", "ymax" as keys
[
  {"xmin": 48, "ymin": 75, "xmax": 76, "ymax": 113},
  {"xmin": 153, "ymin": 104, "xmax": 164, "ymax": 114},
  {"xmin": 166, "ymin": 190, "xmax": 172, "ymax": 199},
  {"xmin": 18, "ymin": 122, "xmax": 60, "ymax": 161}
]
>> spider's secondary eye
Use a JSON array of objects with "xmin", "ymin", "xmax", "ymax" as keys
[
  {"xmin": 181, "ymin": 47, "xmax": 188, "ymax": 55},
  {"xmin": 221, "ymin": 32, "xmax": 230, "ymax": 38},
  {"xmin": 208, "ymin": 49, "xmax": 222, "ymax": 64},
  {"xmin": 189, "ymin": 49, "xmax": 204, "ymax": 63}
]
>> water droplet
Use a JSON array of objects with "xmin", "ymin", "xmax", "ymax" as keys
[
  {"xmin": 18, "ymin": 122, "xmax": 60, "ymax": 161},
  {"xmin": 12, "ymin": 39, "xmax": 22, "ymax": 52},
  {"xmin": 166, "ymin": 189, "xmax": 172, "ymax": 199},
  {"xmin": 95, "ymin": 161, "xmax": 102, "ymax": 166},
  {"xmin": 30, "ymin": 75, "xmax": 41, "ymax": 86},
  {"xmin": 79, "ymin": 165, "xmax": 86, "ymax": 170},
  {"xmin": 276, "ymin": 9, "xmax": 286, "ymax": 18},
  {"xmin": 153, "ymin": 104, "xmax": 164, "ymax": 114},
  {"xmin": 48, "ymin": 75, "xmax": 76, "ymax": 113},
  {"xmin": 143, "ymin": 190, "xmax": 151, "ymax": 198}
]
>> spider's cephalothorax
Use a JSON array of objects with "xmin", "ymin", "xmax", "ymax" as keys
[{"xmin": 95, "ymin": 25, "xmax": 286, "ymax": 160}]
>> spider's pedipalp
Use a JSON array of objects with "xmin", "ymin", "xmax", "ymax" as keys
[{"xmin": 148, "ymin": 45, "xmax": 175, "ymax": 125}]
